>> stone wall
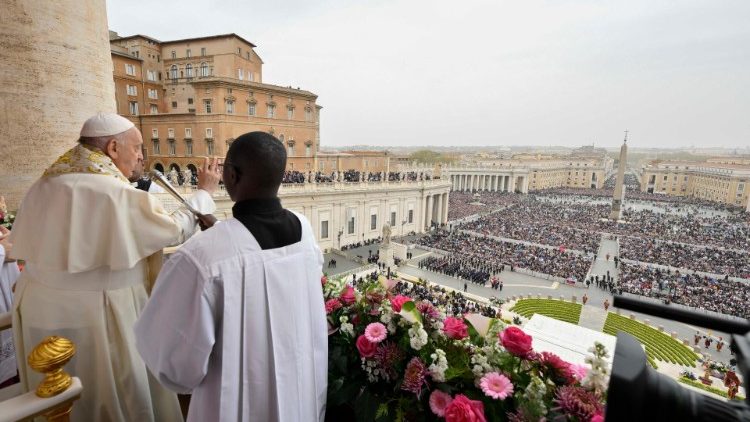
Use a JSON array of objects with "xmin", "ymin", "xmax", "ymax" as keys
[{"xmin": 0, "ymin": 0, "xmax": 116, "ymax": 208}]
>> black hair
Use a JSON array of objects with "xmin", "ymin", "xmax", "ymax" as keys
[{"xmin": 226, "ymin": 131, "xmax": 286, "ymax": 189}]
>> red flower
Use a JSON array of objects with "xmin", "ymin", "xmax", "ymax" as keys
[
  {"xmin": 391, "ymin": 295, "xmax": 412, "ymax": 312},
  {"xmin": 325, "ymin": 298, "xmax": 342, "ymax": 314},
  {"xmin": 356, "ymin": 335, "xmax": 377, "ymax": 358},
  {"xmin": 339, "ymin": 285, "xmax": 356, "ymax": 306},
  {"xmin": 401, "ymin": 357, "xmax": 427, "ymax": 396},
  {"xmin": 553, "ymin": 386, "xmax": 603, "ymax": 421},
  {"xmin": 321, "ymin": 275, "xmax": 327, "ymax": 286},
  {"xmin": 444, "ymin": 394, "xmax": 486, "ymax": 422},
  {"xmin": 443, "ymin": 317, "xmax": 469, "ymax": 340},
  {"xmin": 539, "ymin": 352, "xmax": 576, "ymax": 385},
  {"xmin": 499, "ymin": 327, "xmax": 533, "ymax": 357}
]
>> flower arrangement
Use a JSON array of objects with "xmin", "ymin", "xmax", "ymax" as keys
[
  {"xmin": 0, "ymin": 196, "xmax": 13, "ymax": 230},
  {"xmin": 323, "ymin": 275, "xmax": 609, "ymax": 421}
]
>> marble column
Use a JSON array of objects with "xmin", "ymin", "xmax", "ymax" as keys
[
  {"xmin": 1, "ymin": 0, "xmax": 116, "ymax": 208},
  {"xmin": 434, "ymin": 193, "xmax": 442, "ymax": 226},
  {"xmin": 426, "ymin": 195, "xmax": 434, "ymax": 229}
]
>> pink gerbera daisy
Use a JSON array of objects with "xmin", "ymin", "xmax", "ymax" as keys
[
  {"xmin": 479, "ymin": 372, "xmax": 514, "ymax": 400},
  {"xmin": 364, "ymin": 322, "xmax": 387, "ymax": 343},
  {"xmin": 429, "ymin": 390, "xmax": 453, "ymax": 417}
]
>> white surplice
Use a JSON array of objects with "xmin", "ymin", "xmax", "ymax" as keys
[
  {"xmin": 0, "ymin": 245, "xmax": 20, "ymax": 385},
  {"xmin": 9, "ymin": 171, "xmax": 215, "ymax": 422},
  {"xmin": 134, "ymin": 215, "xmax": 328, "ymax": 422}
]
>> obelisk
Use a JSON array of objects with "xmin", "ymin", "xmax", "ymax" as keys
[{"xmin": 609, "ymin": 133, "xmax": 628, "ymax": 220}]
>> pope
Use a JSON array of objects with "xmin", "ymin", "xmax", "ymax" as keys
[{"xmin": 9, "ymin": 113, "xmax": 220, "ymax": 421}]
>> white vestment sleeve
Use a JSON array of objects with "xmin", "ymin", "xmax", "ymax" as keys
[
  {"xmin": 167, "ymin": 189, "xmax": 217, "ymax": 245},
  {"xmin": 134, "ymin": 250, "xmax": 216, "ymax": 393}
]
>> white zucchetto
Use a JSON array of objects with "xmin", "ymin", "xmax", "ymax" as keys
[{"xmin": 80, "ymin": 113, "xmax": 135, "ymax": 137}]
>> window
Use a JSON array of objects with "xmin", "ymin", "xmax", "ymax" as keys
[
  {"xmin": 370, "ymin": 214, "xmax": 377, "ymax": 230},
  {"xmin": 347, "ymin": 210, "xmax": 356, "ymax": 234},
  {"xmin": 247, "ymin": 72, "xmax": 254, "ymax": 82},
  {"xmin": 152, "ymin": 140, "xmax": 160, "ymax": 154},
  {"xmin": 171, "ymin": 51, "xmax": 176, "ymax": 59},
  {"xmin": 170, "ymin": 65, "xmax": 177, "ymax": 79},
  {"xmin": 206, "ymin": 139, "xmax": 215, "ymax": 155},
  {"xmin": 126, "ymin": 85, "xmax": 137, "ymax": 96},
  {"xmin": 320, "ymin": 220, "xmax": 329, "ymax": 239},
  {"xmin": 187, "ymin": 97, "xmax": 193, "ymax": 105},
  {"xmin": 237, "ymin": 47, "xmax": 241, "ymax": 55},
  {"xmin": 168, "ymin": 140, "xmax": 176, "ymax": 155},
  {"xmin": 288, "ymin": 145, "xmax": 294, "ymax": 156},
  {"xmin": 246, "ymin": 51, "xmax": 250, "ymax": 60},
  {"xmin": 238, "ymin": 69, "xmax": 243, "ymax": 80},
  {"xmin": 204, "ymin": 100, "xmax": 212, "ymax": 113},
  {"xmin": 390, "ymin": 211, "xmax": 397, "ymax": 227},
  {"xmin": 248, "ymin": 103, "xmax": 256, "ymax": 116},
  {"xmin": 150, "ymin": 104, "xmax": 158, "ymax": 114},
  {"xmin": 128, "ymin": 101, "xmax": 138, "ymax": 115},
  {"xmin": 185, "ymin": 139, "xmax": 193, "ymax": 156},
  {"xmin": 408, "ymin": 209, "xmax": 414, "ymax": 223},
  {"xmin": 125, "ymin": 64, "xmax": 135, "ymax": 75},
  {"xmin": 201, "ymin": 47, "xmax": 206, "ymax": 56},
  {"xmin": 305, "ymin": 144, "xmax": 312, "ymax": 157},
  {"xmin": 171, "ymin": 101, "xmax": 177, "ymax": 108},
  {"xmin": 147, "ymin": 89, "xmax": 158, "ymax": 99},
  {"xmin": 186, "ymin": 49, "xmax": 191, "ymax": 58},
  {"xmin": 200, "ymin": 62, "xmax": 208, "ymax": 77},
  {"xmin": 185, "ymin": 64, "xmax": 193, "ymax": 78},
  {"xmin": 205, "ymin": 128, "xmax": 213, "ymax": 138},
  {"xmin": 167, "ymin": 128, "xmax": 175, "ymax": 139},
  {"xmin": 663, "ymin": 176, "xmax": 668, "ymax": 181},
  {"xmin": 305, "ymin": 108, "xmax": 312, "ymax": 121},
  {"xmin": 184, "ymin": 128, "xmax": 192, "ymax": 138},
  {"xmin": 287, "ymin": 108, "xmax": 294, "ymax": 119},
  {"xmin": 226, "ymin": 100, "xmax": 235, "ymax": 114},
  {"xmin": 147, "ymin": 70, "xmax": 156, "ymax": 81},
  {"xmin": 267, "ymin": 104, "xmax": 275, "ymax": 118}
]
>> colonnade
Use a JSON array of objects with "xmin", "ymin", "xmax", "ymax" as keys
[
  {"xmin": 448, "ymin": 173, "xmax": 528, "ymax": 193},
  {"xmin": 423, "ymin": 192, "xmax": 449, "ymax": 229}
]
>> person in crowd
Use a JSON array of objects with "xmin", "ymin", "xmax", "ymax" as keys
[
  {"xmin": 135, "ymin": 132, "xmax": 327, "ymax": 421},
  {"xmin": 9, "ymin": 113, "xmax": 219, "ymax": 421}
]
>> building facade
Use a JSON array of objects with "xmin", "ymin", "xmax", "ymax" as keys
[
  {"xmin": 109, "ymin": 32, "xmax": 321, "ymax": 176},
  {"xmin": 641, "ymin": 160, "xmax": 750, "ymax": 210},
  {"xmin": 445, "ymin": 153, "xmax": 613, "ymax": 193},
  {"xmin": 193, "ymin": 179, "xmax": 451, "ymax": 251}
]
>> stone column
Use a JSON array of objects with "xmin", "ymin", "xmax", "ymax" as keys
[
  {"xmin": 442, "ymin": 193, "xmax": 449, "ymax": 223},
  {"xmin": 426, "ymin": 195, "xmax": 434, "ymax": 229},
  {"xmin": 0, "ymin": 0, "xmax": 116, "ymax": 208},
  {"xmin": 434, "ymin": 193, "xmax": 442, "ymax": 226},
  {"xmin": 510, "ymin": 176, "xmax": 516, "ymax": 193}
]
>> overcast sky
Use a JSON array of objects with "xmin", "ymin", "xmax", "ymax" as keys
[{"xmin": 107, "ymin": 0, "xmax": 750, "ymax": 149}]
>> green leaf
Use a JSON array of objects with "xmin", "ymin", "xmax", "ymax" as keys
[
  {"xmin": 375, "ymin": 403, "xmax": 389, "ymax": 419},
  {"xmin": 399, "ymin": 301, "xmax": 422, "ymax": 324},
  {"xmin": 355, "ymin": 389, "xmax": 381, "ymax": 422}
]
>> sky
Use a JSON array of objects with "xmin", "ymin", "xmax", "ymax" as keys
[{"xmin": 106, "ymin": 0, "xmax": 750, "ymax": 149}]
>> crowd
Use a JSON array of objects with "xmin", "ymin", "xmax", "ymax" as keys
[
  {"xmin": 391, "ymin": 280, "xmax": 499, "ymax": 318},
  {"xmin": 603, "ymin": 173, "xmax": 641, "ymax": 190},
  {"xmin": 447, "ymin": 191, "xmax": 522, "ymax": 221},
  {"xmin": 280, "ymin": 169, "xmax": 437, "ymax": 184},
  {"xmin": 535, "ymin": 187, "xmax": 746, "ymax": 212},
  {"xmin": 619, "ymin": 237, "xmax": 750, "ymax": 278},
  {"xmin": 418, "ymin": 255, "xmax": 493, "ymax": 285},
  {"xmin": 417, "ymin": 231, "xmax": 591, "ymax": 281},
  {"xmin": 619, "ymin": 262, "xmax": 750, "ymax": 319},
  {"xmin": 462, "ymin": 199, "xmax": 604, "ymax": 253}
]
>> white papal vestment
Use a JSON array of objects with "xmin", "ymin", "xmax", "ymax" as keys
[
  {"xmin": 135, "ymin": 216, "xmax": 328, "ymax": 422},
  {"xmin": 9, "ymin": 156, "xmax": 215, "ymax": 422}
]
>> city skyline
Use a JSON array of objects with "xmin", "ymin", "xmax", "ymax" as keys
[{"xmin": 106, "ymin": 0, "xmax": 750, "ymax": 149}]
